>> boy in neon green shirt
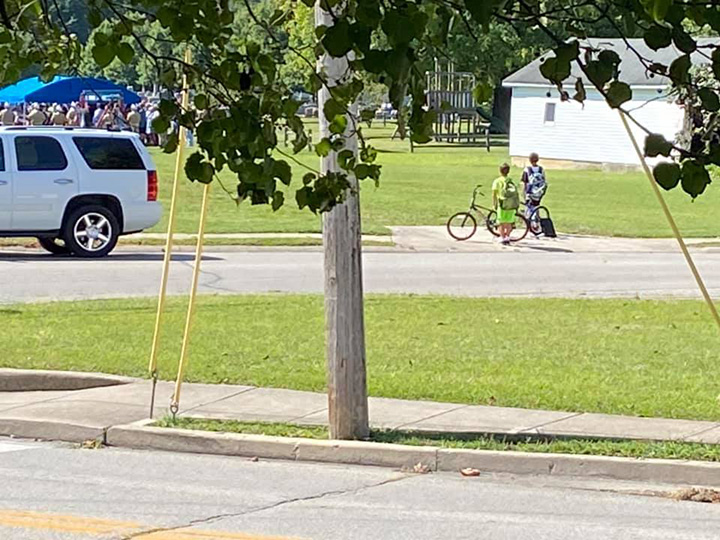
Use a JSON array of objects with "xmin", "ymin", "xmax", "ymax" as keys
[{"xmin": 491, "ymin": 163, "xmax": 519, "ymax": 245}]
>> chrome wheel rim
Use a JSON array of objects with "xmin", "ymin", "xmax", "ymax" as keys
[{"xmin": 73, "ymin": 213, "xmax": 112, "ymax": 252}]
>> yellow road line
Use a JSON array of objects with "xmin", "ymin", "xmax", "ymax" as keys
[
  {"xmin": 0, "ymin": 509, "xmax": 143, "ymax": 535},
  {"xmin": 0, "ymin": 509, "xmax": 303, "ymax": 539},
  {"xmin": 138, "ymin": 530, "xmax": 302, "ymax": 539}
]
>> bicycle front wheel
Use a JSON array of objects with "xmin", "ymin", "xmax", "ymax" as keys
[
  {"xmin": 529, "ymin": 206, "xmax": 550, "ymax": 236},
  {"xmin": 447, "ymin": 212, "xmax": 477, "ymax": 241}
]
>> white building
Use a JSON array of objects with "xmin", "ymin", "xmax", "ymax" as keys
[{"xmin": 502, "ymin": 38, "xmax": 712, "ymax": 169}]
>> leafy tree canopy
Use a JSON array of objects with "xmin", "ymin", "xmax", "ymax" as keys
[{"xmin": 2, "ymin": 0, "xmax": 717, "ymax": 210}]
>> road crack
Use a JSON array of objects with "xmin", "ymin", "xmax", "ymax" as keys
[{"xmin": 120, "ymin": 474, "xmax": 411, "ymax": 539}]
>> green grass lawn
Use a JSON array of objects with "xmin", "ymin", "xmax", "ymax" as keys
[
  {"xmin": 4, "ymin": 294, "xmax": 720, "ymax": 421},
  {"xmin": 148, "ymin": 122, "xmax": 720, "ymax": 237}
]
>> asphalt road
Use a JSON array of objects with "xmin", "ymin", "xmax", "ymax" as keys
[
  {"xmin": 1, "ymin": 248, "xmax": 720, "ymax": 303},
  {"xmin": 0, "ymin": 438, "xmax": 719, "ymax": 539}
]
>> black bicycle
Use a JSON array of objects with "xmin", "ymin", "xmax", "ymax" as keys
[
  {"xmin": 447, "ymin": 185, "xmax": 529, "ymax": 242},
  {"xmin": 523, "ymin": 202, "xmax": 552, "ymax": 236}
]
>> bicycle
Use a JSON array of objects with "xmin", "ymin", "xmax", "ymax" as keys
[
  {"xmin": 446, "ymin": 185, "xmax": 529, "ymax": 242},
  {"xmin": 523, "ymin": 201, "xmax": 552, "ymax": 236}
]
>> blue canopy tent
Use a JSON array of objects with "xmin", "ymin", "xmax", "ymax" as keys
[{"xmin": 0, "ymin": 76, "xmax": 140, "ymax": 105}]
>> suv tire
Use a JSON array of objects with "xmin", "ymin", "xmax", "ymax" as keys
[
  {"xmin": 63, "ymin": 205, "xmax": 120, "ymax": 258},
  {"xmin": 37, "ymin": 237, "xmax": 70, "ymax": 255}
]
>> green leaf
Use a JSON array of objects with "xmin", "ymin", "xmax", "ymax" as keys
[
  {"xmin": 651, "ymin": 0, "xmax": 672, "ymax": 22},
  {"xmin": 606, "ymin": 81, "xmax": 632, "ymax": 108},
  {"xmin": 92, "ymin": 43, "xmax": 115, "ymax": 68},
  {"xmin": 360, "ymin": 109, "xmax": 375, "ymax": 122},
  {"xmin": 698, "ymin": 88, "xmax": 720, "ymax": 112},
  {"xmin": 116, "ymin": 42, "xmax": 134, "ymax": 65},
  {"xmin": 322, "ymin": 20, "xmax": 353, "ymax": 57},
  {"xmin": 151, "ymin": 116, "xmax": 170, "ymax": 134},
  {"xmin": 88, "ymin": 8, "xmax": 102, "ymax": 27},
  {"xmin": 337, "ymin": 149, "xmax": 355, "ymax": 170},
  {"xmin": 271, "ymin": 191, "xmax": 285, "ymax": 211},
  {"xmin": 354, "ymin": 163, "xmax": 371, "ymax": 179},
  {"xmin": 672, "ymin": 27, "xmax": 696, "ymax": 53},
  {"xmin": 272, "ymin": 160, "xmax": 292, "ymax": 186},
  {"xmin": 323, "ymin": 99, "xmax": 345, "ymax": 122},
  {"xmin": 644, "ymin": 133, "xmax": 673, "ymax": 157},
  {"xmin": 246, "ymin": 41, "xmax": 260, "ymax": 58},
  {"xmin": 653, "ymin": 162, "xmax": 681, "ymax": 190},
  {"xmin": 598, "ymin": 50, "xmax": 621, "ymax": 67},
  {"xmin": 539, "ymin": 57, "xmax": 571, "ymax": 85},
  {"xmin": 573, "ymin": 78, "xmax": 586, "ymax": 103},
  {"xmin": 680, "ymin": 160, "xmax": 711, "ymax": 198},
  {"xmin": 329, "ymin": 114, "xmax": 348, "ymax": 134},
  {"xmin": 194, "ymin": 94, "xmax": 209, "ymax": 110},
  {"xmin": 644, "ymin": 25, "xmax": 672, "ymax": 50},
  {"xmin": 163, "ymin": 133, "xmax": 179, "ymax": 154},
  {"xmin": 669, "ymin": 54, "xmax": 691, "ymax": 84},
  {"xmin": 555, "ymin": 41, "xmax": 580, "ymax": 63},
  {"xmin": 473, "ymin": 82, "xmax": 493, "ymax": 104},
  {"xmin": 302, "ymin": 172, "xmax": 316, "ymax": 185},
  {"xmin": 185, "ymin": 153, "xmax": 215, "ymax": 184},
  {"xmin": 315, "ymin": 138, "xmax": 332, "ymax": 157},
  {"xmin": 585, "ymin": 60, "xmax": 614, "ymax": 88}
]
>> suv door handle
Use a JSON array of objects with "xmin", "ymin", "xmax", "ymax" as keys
[
  {"xmin": 0, "ymin": 180, "xmax": 7, "ymax": 185},
  {"xmin": 54, "ymin": 179, "xmax": 74, "ymax": 185}
]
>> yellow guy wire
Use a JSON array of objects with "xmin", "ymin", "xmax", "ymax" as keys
[
  {"xmin": 170, "ymin": 180, "xmax": 211, "ymax": 415},
  {"xmin": 618, "ymin": 110, "xmax": 720, "ymax": 331},
  {"xmin": 148, "ymin": 47, "xmax": 192, "ymax": 418}
]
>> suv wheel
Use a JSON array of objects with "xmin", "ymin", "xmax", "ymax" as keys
[
  {"xmin": 63, "ymin": 205, "xmax": 120, "ymax": 258},
  {"xmin": 37, "ymin": 237, "xmax": 70, "ymax": 255}
]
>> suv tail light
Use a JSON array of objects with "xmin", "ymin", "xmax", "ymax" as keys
[{"xmin": 147, "ymin": 170, "xmax": 158, "ymax": 202}]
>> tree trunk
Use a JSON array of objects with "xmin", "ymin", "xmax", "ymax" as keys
[{"xmin": 316, "ymin": 1, "xmax": 370, "ymax": 440}]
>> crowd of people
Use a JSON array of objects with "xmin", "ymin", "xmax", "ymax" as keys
[{"xmin": 0, "ymin": 99, "xmax": 181, "ymax": 147}]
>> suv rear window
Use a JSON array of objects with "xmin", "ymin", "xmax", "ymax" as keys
[
  {"xmin": 15, "ymin": 136, "xmax": 68, "ymax": 171},
  {"xmin": 73, "ymin": 137, "xmax": 145, "ymax": 170}
]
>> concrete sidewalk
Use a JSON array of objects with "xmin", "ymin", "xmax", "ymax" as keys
[{"xmin": 2, "ymin": 374, "xmax": 720, "ymax": 445}]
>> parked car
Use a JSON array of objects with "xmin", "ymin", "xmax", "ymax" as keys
[{"xmin": 0, "ymin": 126, "xmax": 162, "ymax": 257}]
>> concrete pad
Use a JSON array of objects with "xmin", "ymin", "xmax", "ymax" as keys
[
  {"xmin": 526, "ymin": 412, "xmax": 716, "ymax": 441},
  {"xmin": 59, "ymin": 381, "xmax": 254, "ymax": 412},
  {"xmin": 400, "ymin": 404, "xmax": 577, "ymax": 435},
  {"xmin": 185, "ymin": 387, "xmax": 327, "ymax": 422},
  {"xmin": 0, "ymin": 390, "xmax": 74, "ymax": 411},
  {"xmin": 0, "ymin": 399, "xmax": 148, "ymax": 428},
  {"xmin": 295, "ymin": 398, "xmax": 465, "ymax": 429},
  {"xmin": 682, "ymin": 424, "xmax": 720, "ymax": 444},
  {"xmin": 0, "ymin": 368, "xmax": 133, "ymax": 391}
]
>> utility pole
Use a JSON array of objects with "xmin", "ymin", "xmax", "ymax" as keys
[{"xmin": 315, "ymin": 1, "xmax": 370, "ymax": 440}]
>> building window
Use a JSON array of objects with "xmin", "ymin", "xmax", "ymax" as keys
[{"xmin": 544, "ymin": 103, "xmax": 556, "ymax": 124}]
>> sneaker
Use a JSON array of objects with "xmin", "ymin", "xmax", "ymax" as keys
[{"xmin": 501, "ymin": 239, "xmax": 511, "ymax": 246}]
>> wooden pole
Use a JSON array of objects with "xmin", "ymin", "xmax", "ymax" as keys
[{"xmin": 315, "ymin": 0, "xmax": 369, "ymax": 440}]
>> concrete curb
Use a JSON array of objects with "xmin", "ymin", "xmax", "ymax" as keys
[
  {"xmin": 0, "ymin": 418, "xmax": 104, "ymax": 443},
  {"xmin": 0, "ymin": 368, "xmax": 134, "ymax": 392},
  {"xmin": 106, "ymin": 422, "xmax": 720, "ymax": 486}
]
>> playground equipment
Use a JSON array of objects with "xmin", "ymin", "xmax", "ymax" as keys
[{"xmin": 425, "ymin": 59, "xmax": 490, "ymax": 150}]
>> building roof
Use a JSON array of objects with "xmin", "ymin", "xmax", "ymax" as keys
[{"xmin": 502, "ymin": 37, "xmax": 718, "ymax": 89}]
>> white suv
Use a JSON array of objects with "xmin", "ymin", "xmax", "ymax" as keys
[{"xmin": 0, "ymin": 127, "xmax": 162, "ymax": 258}]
